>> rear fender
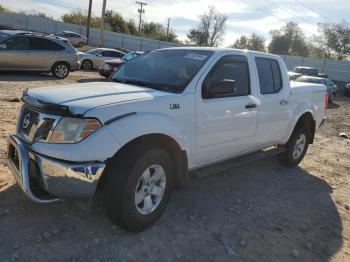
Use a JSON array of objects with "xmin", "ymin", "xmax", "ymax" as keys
[{"xmin": 281, "ymin": 100, "xmax": 316, "ymax": 145}]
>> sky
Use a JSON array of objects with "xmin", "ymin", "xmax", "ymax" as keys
[{"xmin": 0, "ymin": 0, "xmax": 349, "ymax": 46}]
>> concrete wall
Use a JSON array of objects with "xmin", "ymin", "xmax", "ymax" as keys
[
  {"xmin": 0, "ymin": 12, "xmax": 182, "ymax": 51},
  {"xmin": 281, "ymin": 55, "xmax": 350, "ymax": 83}
]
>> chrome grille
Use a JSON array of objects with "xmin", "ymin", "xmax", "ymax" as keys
[{"xmin": 17, "ymin": 106, "xmax": 61, "ymax": 143}]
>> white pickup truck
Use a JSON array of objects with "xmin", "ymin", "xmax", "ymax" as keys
[{"xmin": 7, "ymin": 47, "xmax": 327, "ymax": 232}]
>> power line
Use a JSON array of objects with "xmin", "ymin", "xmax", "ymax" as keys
[
  {"xmin": 290, "ymin": 0, "xmax": 335, "ymax": 23},
  {"xmin": 237, "ymin": 0, "xmax": 316, "ymax": 37},
  {"xmin": 264, "ymin": 0, "xmax": 319, "ymax": 28},
  {"xmin": 136, "ymin": 1, "xmax": 147, "ymax": 31}
]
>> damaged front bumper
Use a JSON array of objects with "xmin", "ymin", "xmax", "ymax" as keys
[{"xmin": 7, "ymin": 134, "xmax": 106, "ymax": 203}]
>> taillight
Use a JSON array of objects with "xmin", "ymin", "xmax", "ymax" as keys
[{"xmin": 325, "ymin": 93, "xmax": 329, "ymax": 112}]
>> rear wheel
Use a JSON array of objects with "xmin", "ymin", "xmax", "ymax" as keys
[
  {"xmin": 104, "ymin": 146, "xmax": 175, "ymax": 232},
  {"xmin": 278, "ymin": 127, "xmax": 310, "ymax": 167},
  {"xmin": 51, "ymin": 63, "xmax": 69, "ymax": 79},
  {"xmin": 81, "ymin": 59, "xmax": 93, "ymax": 70}
]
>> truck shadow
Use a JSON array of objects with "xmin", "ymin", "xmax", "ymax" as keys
[{"xmin": 0, "ymin": 158, "xmax": 342, "ymax": 262}]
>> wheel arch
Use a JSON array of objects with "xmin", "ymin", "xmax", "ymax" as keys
[
  {"xmin": 292, "ymin": 111, "xmax": 316, "ymax": 144},
  {"xmin": 98, "ymin": 133, "xmax": 189, "ymax": 192},
  {"xmin": 50, "ymin": 61, "xmax": 70, "ymax": 72}
]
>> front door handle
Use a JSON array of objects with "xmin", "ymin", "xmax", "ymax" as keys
[
  {"xmin": 280, "ymin": 99, "xmax": 289, "ymax": 105},
  {"xmin": 245, "ymin": 103, "xmax": 257, "ymax": 109}
]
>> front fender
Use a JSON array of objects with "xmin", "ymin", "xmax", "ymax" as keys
[{"xmin": 105, "ymin": 112, "xmax": 192, "ymax": 162}]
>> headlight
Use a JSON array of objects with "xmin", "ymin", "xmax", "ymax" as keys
[{"xmin": 49, "ymin": 117, "xmax": 102, "ymax": 144}]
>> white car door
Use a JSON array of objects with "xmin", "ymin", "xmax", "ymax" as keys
[
  {"xmin": 196, "ymin": 54, "xmax": 259, "ymax": 165},
  {"xmin": 254, "ymin": 56, "xmax": 291, "ymax": 146}
]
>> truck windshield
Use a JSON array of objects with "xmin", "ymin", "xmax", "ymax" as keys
[{"xmin": 111, "ymin": 49, "xmax": 213, "ymax": 93}]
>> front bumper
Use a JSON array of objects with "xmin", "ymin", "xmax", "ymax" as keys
[
  {"xmin": 7, "ymin": 134, "xmax": 106, "ymax": 203},
  {"xmin": 70, "ymin": 61, "xmax": 81, "ymax": 71}
]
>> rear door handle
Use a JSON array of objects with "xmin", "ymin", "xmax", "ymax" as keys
[{"xmin": 245, "ymin": 103, "xmax": 257, "ymax": 109}]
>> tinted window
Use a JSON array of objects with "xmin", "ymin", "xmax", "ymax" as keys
[
  {"xmin": 111, "ymin": 49, "xmax": 213, "ymax": 93},
  {"xmin": 256, "ymin": 58, "xmax": 283, "ymax": 94},
  {"xmin": 102, "ymin": 51, "xmax": 124, "ymax": 58},
  {"xmin": 29, "ymin": 37, "xmax": 64, "ymax": 51},
  {"xmin": 3, "ymin": 36, "xmax": 29, "ymax": 50},
  {"xmin": 86, "ymin": 48, "xmax": 101, "ymax": 55},
  {"xmin": 206, "ymin": 56, "xmax": 250, "ymax": 98},
  {"xmin": 0, "ymin": 32, "xmax": 9, "ymax": 41}
]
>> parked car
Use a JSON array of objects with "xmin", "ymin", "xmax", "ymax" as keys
[
  {"xmin": 79, "ymin": 48, "xmax": 126, "ymax": 70},
  {"xmin": 344, "ymin": 83, "xmax": 350, "ymax": 97},
  {"xmin": 288, "ymin": 71, "xmax": 302, "ymax": 81},
  {"xmin": 7, "ymin": 48, "xmax": 327, "ymax": 232},
  {"xmin": 56, "ymin": 31, "xmax": 87, "ymax": 47},
  {"xmin": 293, "ymin": 66, "xmax": 328, "ymax": 78},
  {"xmin": 0, "ymin": 30, "xmax": 33, "ymax": 41},
  {"xmin": 294, "ymin": 75, "xmax": 338, "ymax": 103},
  {"xmin": 98, "ymin": 51, "xmax": 144, "ymax": 78},
  {"xmin": 0, "ymin": 32, "xmax": 80, "ymax": 78}
]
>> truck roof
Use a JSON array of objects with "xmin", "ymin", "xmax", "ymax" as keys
[{"xmin": 160, "ymin": 46, "xmax": 281, "ymax": 59}]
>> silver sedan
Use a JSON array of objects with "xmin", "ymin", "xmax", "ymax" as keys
[{"xmin": 79, "ymin": 48, "xmax": 126, "ymax": 70}]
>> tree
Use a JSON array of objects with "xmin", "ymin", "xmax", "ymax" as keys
[
  {"xmin": 105, "ymin": 10, "xmax": 128, "ymax": 33},
  {"xmin": 232, "ymin": 33, "xmax": 265, "ymax": 52},
  {"xmin": 61, "ymin": 10, "xmax": 178, "ymax": 43},
  {"xmin": 140, "ymin": 22, "xmax": 178, "ymax": 42},
  {"xmin": 0, "ymin": 4, "xmax": 10, "ymax": 12},
  {"xmin": 61, "ymin": 10, "xmax": 111, "ymax": 31},
  {"xmin": 187, "ymin": 6, "xmax": 227, "ymax": 47},
  {"xmin": 268, "ymin": 22, "xmax": 309, "ymax": 56},
  {"xmin": 318, "ymin": 21, "xmax": 350, "ymax": 60}
]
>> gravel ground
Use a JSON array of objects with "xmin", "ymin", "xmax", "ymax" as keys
[{"xmin": 0, "ymin": 71, "xmax": 349, "ymax": 262}]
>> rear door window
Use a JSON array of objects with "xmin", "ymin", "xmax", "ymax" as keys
[
  {"xmin": 29, "ymin": 37, "xmax": 65, "ymax": 51},
  {"xmin": 102, "ymin": 51, "xmax": 124, "ymax": 58},
  {"xmin": 4, "ymin": 36, "xmax": 29, "ymax": 50},
  {"xmin": 255, "ymin": 57, "xmax": 283, "ymax": 94}
]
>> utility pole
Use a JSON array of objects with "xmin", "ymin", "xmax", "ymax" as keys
[
  {"xmin": 99, "ymin": 0, "xmax": 107, "ymax": 47},
  {"xmin": 136, "ymin": 1, "xmax": 147, "ymax": 32},
  {"xmin": 166, "ymin": 18, "xmax": 170, "ymax": 42},
  {"xmin": 86, "ymin": 0, "xmax": 93, "ymax": 45}
]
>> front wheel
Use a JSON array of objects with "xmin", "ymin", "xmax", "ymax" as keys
[
  {"xmin": 278, "ymin": 127, "xmax": 310, "ymax": 167},
  {"xmin": 81, "ymin": 59, "xmax": 93, "ymax": 70},
  {"xmin": 51, "ymin": 63, "xmax": 70, "ymax": 79},
  {"xmin": 104, "ymin": 147, "xmax": 175, "ymax": 232}
]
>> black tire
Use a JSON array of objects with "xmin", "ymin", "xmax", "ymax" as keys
[
  {"xmin": 104, "ymin": 146, "xmax": 175, "ymax": 232},
  {"xmin": 81, "ymin": 59, "xmax": 93, "ymax": 70},
  {"xmin": 277, "ymin": 127, "xmax": 310, "ymax": 167},
  {"xmin": 51, "ymin": 62, "xmax": 70, "ymax": 79}
]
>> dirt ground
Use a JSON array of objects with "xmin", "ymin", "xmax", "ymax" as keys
[{"xmin": 0, "ymin": 71, "xmax": 349, "ymax": 262}]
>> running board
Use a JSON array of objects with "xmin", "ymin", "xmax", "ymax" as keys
[{"xmin": 191, "ymin": 146, "xmax": 286, "ymax": 179}]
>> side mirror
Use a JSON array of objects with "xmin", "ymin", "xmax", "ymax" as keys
[
  {"xmin": 202, "ymin": 79, "xmax": 237, "ymax": 99},
  {"xmin": 0, "ymin": 43, "xmax": 6, "ymax": 50},
  {"xmin": 96, "ymin": 53, "xmax": 102, "ymax": 57}
]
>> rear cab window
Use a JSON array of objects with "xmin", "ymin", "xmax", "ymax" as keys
[
  {"xmin": 29, "ymin": 37, "xmax": 65, "ymax": 51},
  {"xmin": 255, "ymin": 57, "xmax": 283, "ymax": 94}
]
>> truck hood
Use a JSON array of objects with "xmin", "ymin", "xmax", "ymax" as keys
[{"xmin": 27, "ymin": 82, "xmax": 172, "ymax": 115}]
